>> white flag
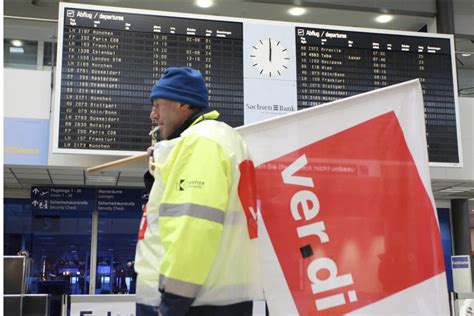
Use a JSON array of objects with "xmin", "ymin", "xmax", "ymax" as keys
[{"xmin": 238, "ymin": 80, "xmax": 449, "ymax": 315}]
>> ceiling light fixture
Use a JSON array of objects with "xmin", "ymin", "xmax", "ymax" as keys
[
  {"xmin": 196, "ymin": 0, "xmax": 214, "ymax": 8},
  {"xmin": 86, "ymin": 175, "xmax": 117, "ymax": 182},
  {"xmin": 440, "ymin": 188, "xmax": 468, "ymax": 193},
  {"xmin": 10, "ymin": 47, "xmax": 24, "ymax": 54},
  {"xmin": 11, "ymin": 40, "xmax": 23, "ymax": 47},
  {"xmin": 461, "ymin": 53, "xmax": 472, "ymax": 57},
  {"xmin": 375, "ymin": 15, "xmax": 393, "ymax": 23},
  {"xmin": 288, "ymin": 7, "xmax": 307, "ymax": 16}
]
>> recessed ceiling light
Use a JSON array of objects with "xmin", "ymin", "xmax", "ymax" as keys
[
  {"xmin": 9, "ymin": 47, "xmax": 24, "ymax": 54},
  {"xmin": 196, "ymin": 0, "xmax": 214, "ymax": 8},
  {"xmin": 440, "ymin": 188, "xmax": 468, "ymax": 192},
  {"xmin": 375, "ymin": 15, "xmax": 393, "ymax": 23},
  {"xmin": 288, "ymin": 7, "xmax": 307, "ymax": 16},
  {"xmin": 11, "ymin": 40, "xmax": 23, "ymax": 47},
  {"xmin": 461, "ymin": 53, "xmax": 472, "ymax": 57},
  {"xmin": 86, "ymin": 175, "xmax": 117, "ymax": 182}
]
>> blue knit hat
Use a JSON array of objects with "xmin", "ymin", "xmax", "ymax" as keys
[{"xmin": 149, "ymin": 67, "xmax": 209, "ymax": 109}]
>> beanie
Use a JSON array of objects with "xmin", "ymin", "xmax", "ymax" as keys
[{"xmin": 148, "ymin": 67, "xmax": 209, "ymax": 109}]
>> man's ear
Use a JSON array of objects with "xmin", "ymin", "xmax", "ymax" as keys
[{"xmin": 180, "ymin": 103, "xmax": 195, "ymax": 112}]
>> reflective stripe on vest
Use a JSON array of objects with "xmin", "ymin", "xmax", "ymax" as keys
[{"xmin": 159, "ymin": 203, "xmax": 225, "ymax": 225}]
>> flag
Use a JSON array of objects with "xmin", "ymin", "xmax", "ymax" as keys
[{"xmin": 238, "ymin": 79, "xmax": 449, "ymax": 315}]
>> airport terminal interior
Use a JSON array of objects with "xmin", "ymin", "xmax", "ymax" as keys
[{"xmin": 3, "ymin": 0, "xmax": 474, "ymax": 315}]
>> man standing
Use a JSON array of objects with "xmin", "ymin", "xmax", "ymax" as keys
[{"xmin": 135, "ymin": 67, "xmax": 263, "ymax": 316}]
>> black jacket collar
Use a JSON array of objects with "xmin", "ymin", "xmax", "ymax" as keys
[{"xmin": 166, "ymin": 108, "xmax": 216, "ymax": 140}]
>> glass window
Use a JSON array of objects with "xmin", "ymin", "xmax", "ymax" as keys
[
  {"xmin": 437, "ymin": 208, "xmax": 453, "ymax": 292},
  {"xmin": 458, "ymin": 68, "xmax": 474, "ymax": 98},
  {"xmin": 96, "ymin": 209, "xmax": 141, "ymax": 294},
  {"xmin": 43, "ymin": 41, "xmax": 56, "ymax": 67},
  {"xmin": 4, "ymin": 198, "xmax": 93, "ymax": 295},
  {"xmin": 4, "ymin": 39, "xmax": 38, "ymax": 68},
  {"xmin": 455, "ymin": 37, "xmax": 474, "ymax": 98}
]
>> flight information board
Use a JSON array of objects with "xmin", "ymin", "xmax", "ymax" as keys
[
  {"xmin": 57, "ymin": 6, "xmax": 243, "ymax": 153},
  {"xmin": 54, "ymin": 3, "xmax": 461, "ymax": 166},
  {"xmin": 295, "ymin": 27, "xmax": 457, "ymax": 163}
]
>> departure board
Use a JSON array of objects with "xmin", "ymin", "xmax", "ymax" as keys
[
  {"xmin": 54, "ymin": 3, "xmax": 461, "ymax": 166},
  {"xmin": 56, "ymin": 6, "xmax": 243, "ymax": 153},
  {"xmin": 295, "ymin": 27, "xmax": 458, "ymax": 163}
]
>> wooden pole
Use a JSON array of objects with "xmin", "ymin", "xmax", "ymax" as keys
[{"xmin": 86, "ymin": 152, "xmax": 148, "ymax": 173}]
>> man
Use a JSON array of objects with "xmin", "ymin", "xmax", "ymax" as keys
[{"xmin": 135, "ymin": 67, "xmax": 263, "ymax": 316}]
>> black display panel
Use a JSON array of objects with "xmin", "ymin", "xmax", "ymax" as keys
[
  {"xmin": 55, "ymin": 4, "xmax": 460, "ymax": 165},
  {"xmin": 295, "ymin": 27, "xmax": 458, "ymax": 164},
  {"xmin": 58, "ymin": 7, "xmax": 243, "ymax": 153}
]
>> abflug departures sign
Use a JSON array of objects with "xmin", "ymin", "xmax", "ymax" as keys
[
  {"xmin": 53, "ymin": 3, "xmax": 461, "ymax": 166},
  {"xmin": 55, "ymin": 5, "xmax": 243, "ymax": 154},
  {"xmin": 296, "ymin": 27, "xmax": 457, "ymax": 164}
]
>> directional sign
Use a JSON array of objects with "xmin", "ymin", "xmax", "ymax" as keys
[
  {"xmin": 97, "ymin": 188, "xmax": 146, "ymax": 212},
  {"xmin": 31, "ymin": 186, "xmax": 95, "ymax": 211},
  {"xmin": 30, "ymin": 186, "xmax": 147, "ymax": 212}
]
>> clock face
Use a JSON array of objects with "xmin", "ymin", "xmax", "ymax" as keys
[{"xmin": 250, "ymin": 38, "xmax": 290, "ymax": 77}]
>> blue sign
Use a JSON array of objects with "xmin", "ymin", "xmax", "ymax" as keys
[
  {"xmin": 97, "ymin": 188, "xmax": 146, "ymax": 212},
  {"xmin": 4, "ymin": 117, "xmax": 49, "ymax": 165},
  {"xmin": 31, "ymin": 186, "xmax": 96, "ymax": 211},
  {"xmin": 31, "ymin": 186, "xmax": 147, "ymax": 212},
  {"xmin": 452, "ymin": 256, "xmax": 470, "ymax": 269}
]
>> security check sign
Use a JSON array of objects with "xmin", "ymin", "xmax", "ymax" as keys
[{"xmin": 238, "ymin": 80, "xmax": 449, "ymax": 315}]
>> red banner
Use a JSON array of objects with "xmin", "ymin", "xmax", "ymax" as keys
[
  {"xmin": 255, "ymin": 112, "xmax": 444, "ymax": 314},
  {"xmin": 238, "ymin": 80, "xmax": 449, "ymax": 315}
]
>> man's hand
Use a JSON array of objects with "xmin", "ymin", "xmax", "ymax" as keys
[
  {"xmin": 147, "ymin": 146, "xmax": 154, "ymax": 157},
  {"xmin": 147, "ymin": 146, "xmax": 155, "ymax": 175}
]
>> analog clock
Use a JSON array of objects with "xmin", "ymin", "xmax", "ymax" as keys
[{"xmin": 250, "ymin": 38, "xmax": 290, "ymax": 77}]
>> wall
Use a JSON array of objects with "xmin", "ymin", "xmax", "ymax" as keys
[
  {"xmin": 4, "ymin": 69, "xmax": 52, "ymax": 119},
  {"xmin": 458, "ymin": 68, "xmax": 474, "ymax": 97},
  {"xmin": 3, "ymin": 19, "xmax": 56, "ymax": 42},
  {"xmin": 453, "ymin": 0, "xmax": 474, "ymax": 36},
  {"xmin": 471, "ymin": 228, "xmax": 474, "ymax": 252},
  {"xmin": 3, "ymin": 68, "xmax": 149, "ymax": 169}
]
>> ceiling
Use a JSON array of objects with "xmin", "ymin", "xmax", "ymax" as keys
[
  {"xmin": 4, "ymin": 166, "xmax": 147, "ymax": 189},
  {"xmin": 4, "ymin": 0, "xmax": 474, "ymax": 67}
]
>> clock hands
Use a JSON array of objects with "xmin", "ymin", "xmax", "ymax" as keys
[
  {"xmin": 250, "ymin": 38, "xmax": 289, "ymax": 77},
  {"xmin": 269, "ymin": 38, "xmax": 272, "ymax": 62}
]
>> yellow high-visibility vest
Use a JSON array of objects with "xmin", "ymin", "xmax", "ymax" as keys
[{"xmin": 135, "ymin": 111, "xmax": 263, "ymax": 307}]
